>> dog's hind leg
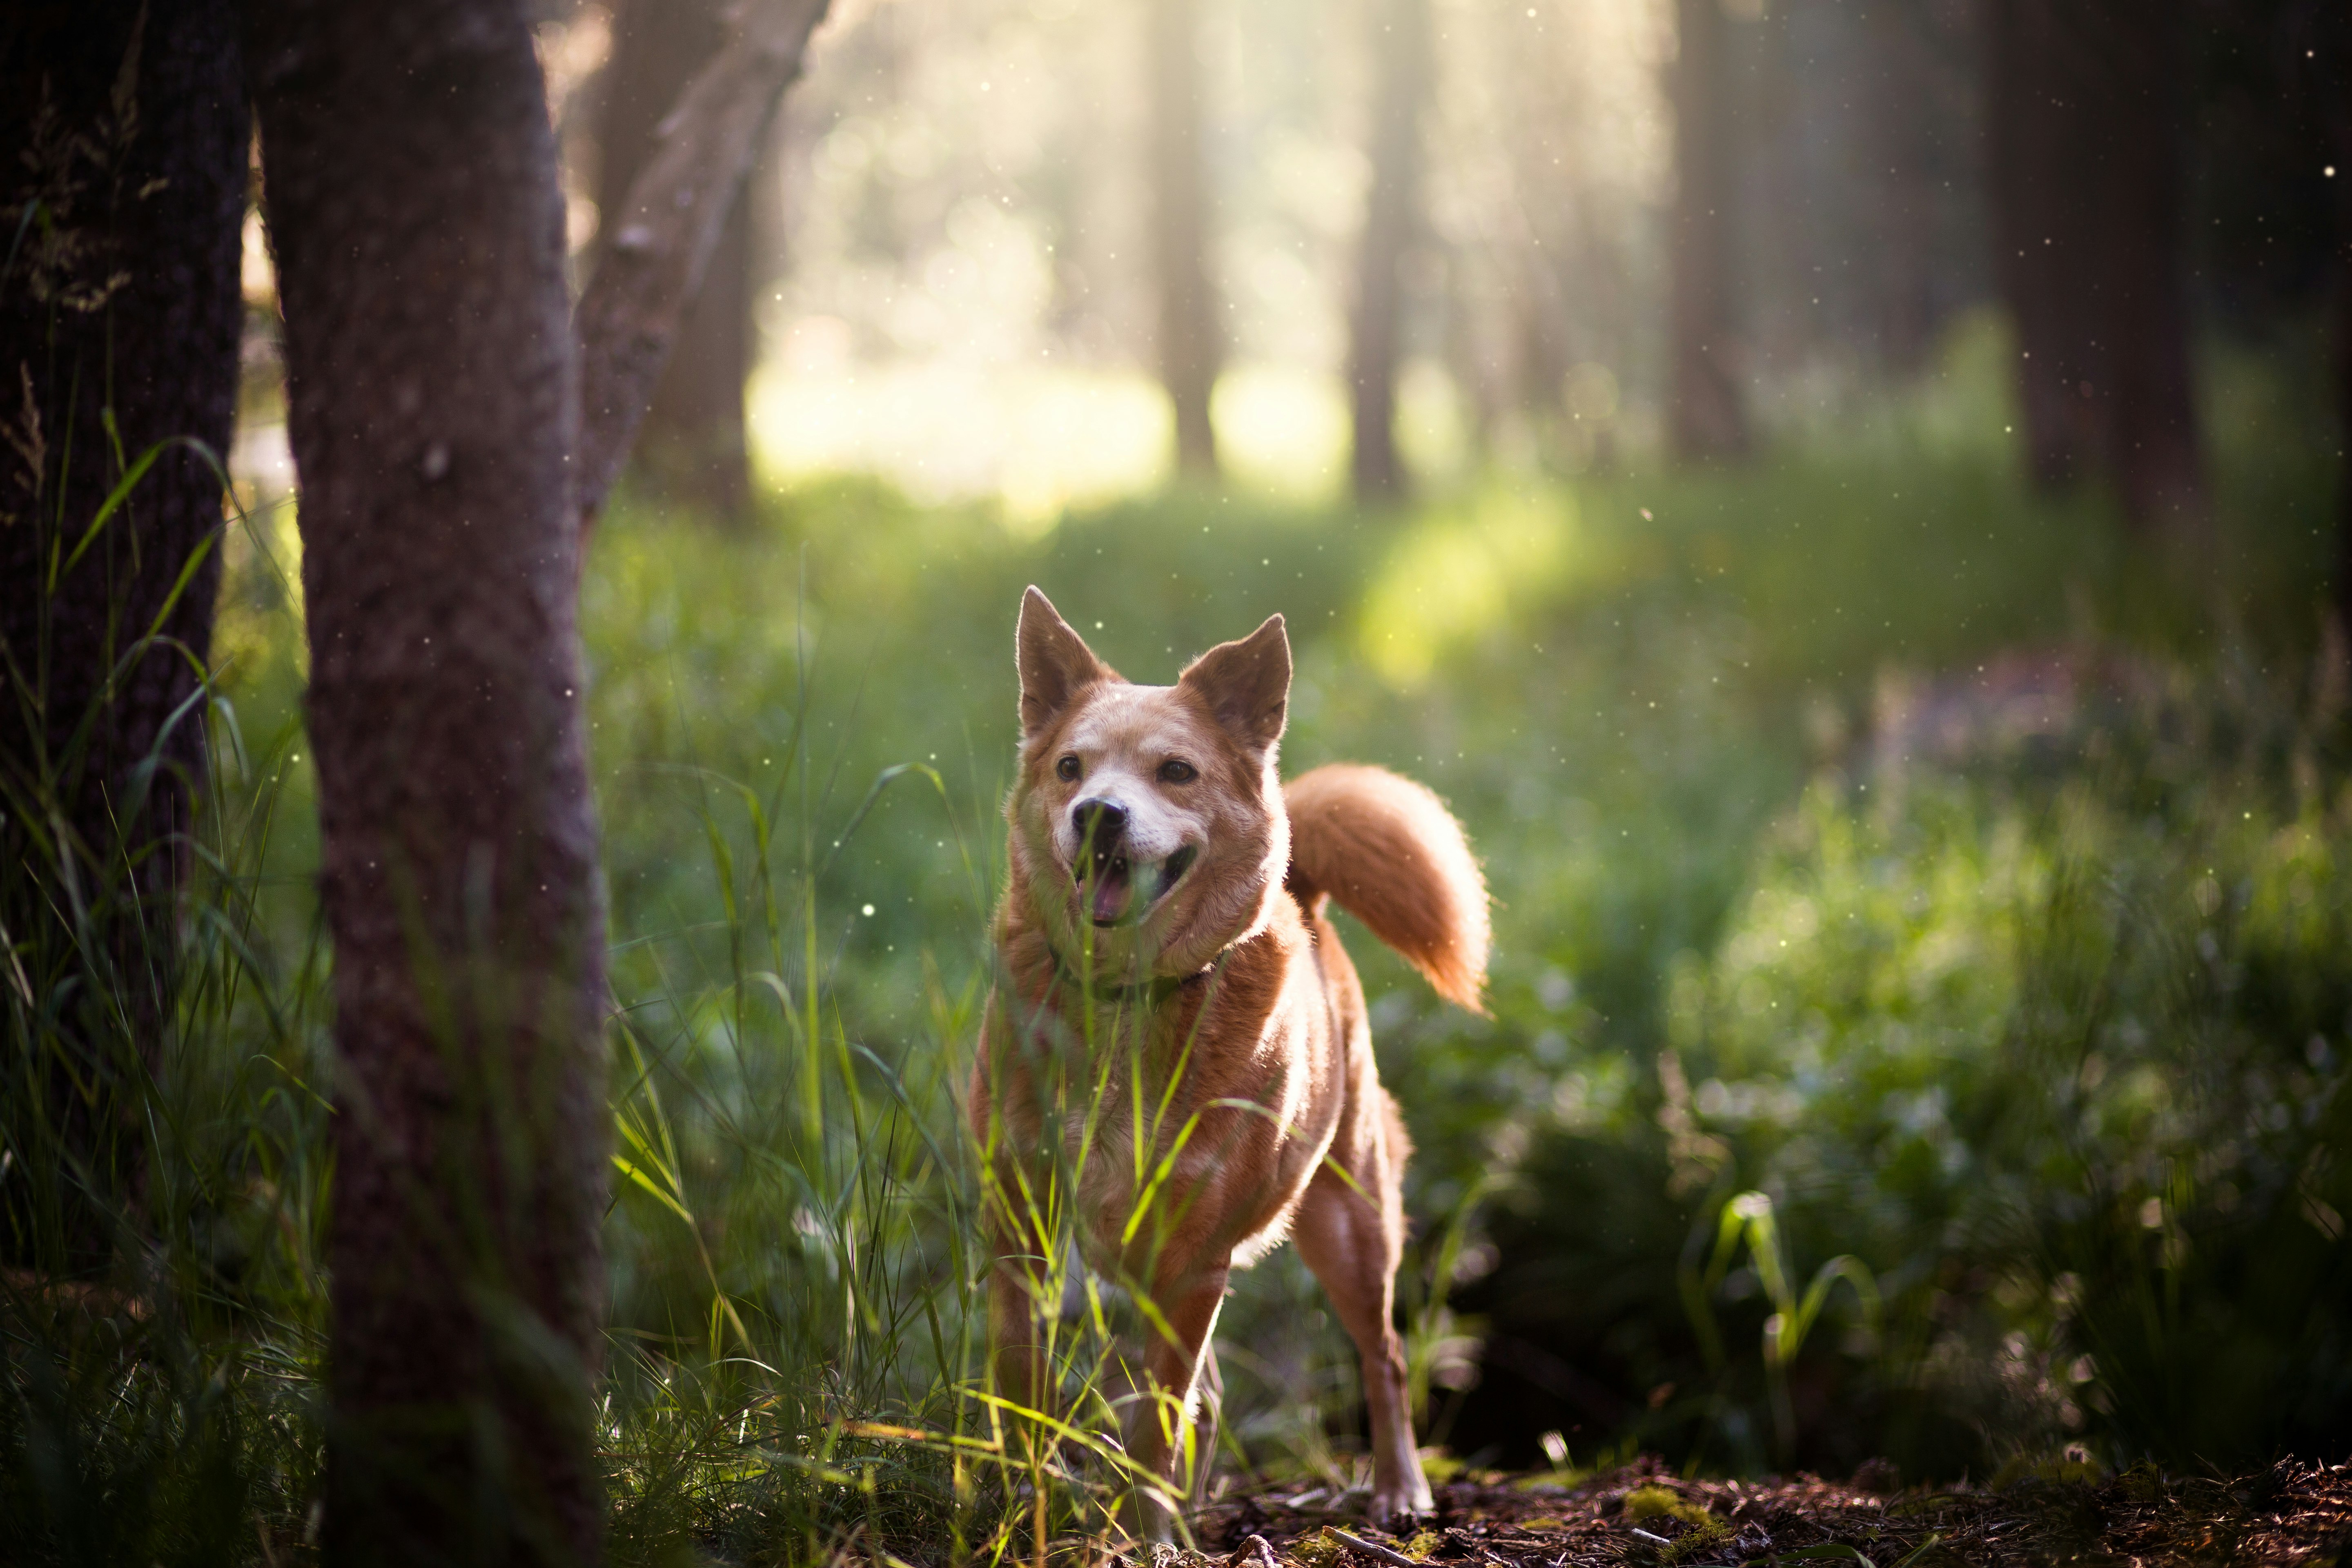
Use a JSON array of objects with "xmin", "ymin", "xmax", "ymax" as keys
[{"xmin": 1293, "ymin": 1086, "xmax": 1433, "ymax": 1527}]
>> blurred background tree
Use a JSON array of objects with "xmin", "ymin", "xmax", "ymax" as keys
[
  {"xmin": 1150, "ymin": 0, "xmax": 1223, "ymax": 478},
  {"xmin": 1988, "ymin": 0, "xmax": 2205, "ymax": 536},
  {"xmin": 1665, "ymin": 0, "xmax": 1746, "ymax": 461},
  {"xmin": 1348, "ymin": 0, "xmax": 1433, "ymax": 499},
  {"xmin": 592, "ymin": 0, "xmax": 760, "ymax": 519}
]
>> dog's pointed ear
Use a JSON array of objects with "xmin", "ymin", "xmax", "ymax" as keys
[
  {"xmin": 1017, "ymin": 586, "xmax": 1111, "ymax": 738},
  {"xmin": 1180, "ymin": 614, "xmax": 1291, "ymax": 755}
]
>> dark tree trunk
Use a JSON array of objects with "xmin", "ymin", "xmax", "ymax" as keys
[
  {"xmin": 1348, "ymin": 0, "xmax": 1432, "ymax": 503},
  {"xmin": 2315, "ymin": 10, "xmax": 2352, "ymax": 646},
  {"xmin": 2079, "ymin": 0, "xmax": 2203, "ymax": 534},
  {"xmin": 1985, "ymin": 0, "xmax": 2205, "ymax": 534},
  {"xmin": 2337, "ymin": 203, "xmax": 2351, "ymax": 655},
  {"xmin": 245, "ymin": 3, "xmax": 609, "ymax": 1562},
  {"xmin": 0, "ymin": 0, "xmax": 246, "ymax": 1265},
  {"xmin": 573, "ymin": 0, "xmax": 832, "ymax": 528},
  {"xmin": 596, "ymin": 0, "xmax": 753, "ymax": 520},
  {"xmin": 1862, "ymin": 1, "xmax": 1940, "ymax": 376},
  {"xmin": 1986, "ymin": 0, "xmax": 2092, "ymax": 486},
  {"xmin": 1668, "ymin": 0, "xmax": 1749, "ymax": 462},
  {"xmin": 1149, "ymin": 0, "xmax": 1221, "ymax": 479}
]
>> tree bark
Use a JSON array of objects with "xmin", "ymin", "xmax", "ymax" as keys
[
  {"xmin": 1861, "ymin": 1, "xmax": 1942, "ymax": 376},
  {"xmin": 575, "ymin": 0, "xmax": 831, "ymax": 526},
  {"xmin": 595, "ymin": 0, "xmax": 753, "ymax": 520},
  {"xmin": 0, "ymin": 0, "xmax": 246, "ymax": 1266},
  {"xmin": 1984, "ymin": 0, "xmax": 2205, "ymax": 534},
  {"xmin": 1149, "ymin": 0, "xmax": 1221, "ymax": 479},
  {"xmin": 1667, "ymin": 0, "xmax": 1749, "ymax": 462},
  {"xmin": 2313, "ymin": 9, "xmax": 2352, "ymax": 645},
  {"xmin": 1986, "ymin": 0, "xmax": 2091, "ymax": 486},
  {"xmin": 245, "ymin": 3, "xmax": 610, "ymax": 1562},
  {"xmin": 2079, "ymin": 0, "xmax": 2203, "ymax": 534},
  {"xmin": 1348, "ymin": 0, "xmax": 1432, "ymax": 503}
]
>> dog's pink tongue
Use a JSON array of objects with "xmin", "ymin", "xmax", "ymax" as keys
[{"xmin": 1090, "ymin": 864, "xmax": 1130, "ymax": 922}]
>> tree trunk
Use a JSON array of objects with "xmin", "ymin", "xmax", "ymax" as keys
[
  {"xmin": 1667, "ymin": 0, "xmax": 1749, "ymax": 462},
  {"xmin": 2328, "ymin": 25, "xmax": 2352, "ymax": 647},
  {"xmin": 573, "ymin": 0, "xmax": 832, "ymax": 528},
  {"xmin": 0, "ymin": 0, "xmax": 246, "ymax": 1267},
  {"xmin": 1985, "ymin": 0, "xmax": 2091, "ymax": 487},
  {"xmin": 1985, "ymin": 0, "xmax": 2205, "ymax": 533},
  {"xmin": 596, "ymin": 0, "xmax": 753, "ymax": 520},
  {"xmin": 2336, "ymin": 220, "xmax": 2352, "ymax": 657},
  {"xmin": 1348, "ymin": 0, "xmax": 1432, "ymax": 503},
  {"xmin": 1861, "ymin": 1, "xmax": 1940, "ymax": 376},
  {"xmin": 1149, "ymin": 0, "xmax": 1221, "ymax": 479},
  {"xmin": 245, "ymin": 3, "xmax": 609, "ymax": 1562},
  {"xmin": 2079, "ymin": 0, "xmax": 2203, "ymax": 534}
]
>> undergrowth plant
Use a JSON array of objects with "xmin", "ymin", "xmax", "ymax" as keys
[
  {"xmin": 5, "ymin": 321, "xmax": 2347, "ymax": 1558},
  {"xmin": 1645, "ymin": 653, "xmax": 2352, "ymax": 1473},
  {"xmin": 1681, "ymin": 1190, "xmax": 1881, "ymax": 1464},
  {"xmin": 2, "ymin": 470, "xmax": 328, "ymax": 1564}
]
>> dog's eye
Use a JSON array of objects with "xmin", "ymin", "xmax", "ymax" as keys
[
  {"xmin": 1158, "ymin": 758, "xmax": 1197, "ymax": 784},
  {"xmin": 1056, "ymin": 755, "xmax": 1082, "ymax": 782}
]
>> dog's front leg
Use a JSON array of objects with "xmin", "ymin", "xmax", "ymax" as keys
[
  {"xmin": 987, "ymin": 1223, "xmax": 1056, "ymax": 1428},
  {"xmin": 1122, "ymin": 1261, "xmax": 1229, "ymax": 1543}
]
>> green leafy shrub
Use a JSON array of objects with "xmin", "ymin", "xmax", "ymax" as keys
[{"xmin": 1467, "ymin": 652, "xmax": 2352, "ymax": 1476}]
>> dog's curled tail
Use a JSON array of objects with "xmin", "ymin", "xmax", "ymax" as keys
[{"xmin": 1284, "ymin": 763, "xmax": 1490, "ymax": 1013}]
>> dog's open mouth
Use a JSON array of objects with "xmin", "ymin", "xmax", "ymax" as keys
[{"xmin": 1077, "ymin": 844, "xmax": 1197, "ymax": 926}]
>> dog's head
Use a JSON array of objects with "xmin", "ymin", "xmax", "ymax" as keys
[{"xmin": 1007, "ymin": 586, "xmax": 1292, "ymax": 980}]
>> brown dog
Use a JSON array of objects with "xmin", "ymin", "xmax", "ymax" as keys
[{"xmin": 971, "ymin": 587, "xmax": 1489, "ymax": 1532}]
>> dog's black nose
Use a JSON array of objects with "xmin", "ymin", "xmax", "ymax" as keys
[{"xmin": 1072, "ymin": 798, "xmax": 1127, "ymax": 851}]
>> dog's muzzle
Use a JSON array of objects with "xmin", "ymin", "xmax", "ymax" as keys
[{"xmin": 1071, "ymin": 799, "xmax": 1196, "ymax": 925}]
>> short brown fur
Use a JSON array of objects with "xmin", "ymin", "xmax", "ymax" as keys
[{"xmin": 971, "ymin": 588, "xmax": 1489, "ymax": 1536}]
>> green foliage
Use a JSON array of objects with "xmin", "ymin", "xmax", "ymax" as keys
[
  {"xmin": 1659, "ymin": 662, "xmax": 2352, "ymax": 1469},
  {"xmin": 5, "ymin": 331, "xmax": 2348, "ymax": 1559},
  {"xmin": 1683, "ymin": 1189, "xmax": 1881, "ymax": 1462},
  {"xmin": 1, "ymin": 501, "xmax": 329, "ymax": 1564}
]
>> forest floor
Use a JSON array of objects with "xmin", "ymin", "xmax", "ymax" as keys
[{"xmin": 1187, "ymin": 1459, "xmax": 2352, "ymax": 1568}]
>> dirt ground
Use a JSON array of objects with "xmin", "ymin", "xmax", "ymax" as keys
[{"xmin": 1190, "ymin": 1459, "xmax": 2352, "ymax": 1567}]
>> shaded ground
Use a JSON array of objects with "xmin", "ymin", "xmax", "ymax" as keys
[{"xmin": 1192, "ymin": 1460, "xmax": 2352, "ymax": 1567}]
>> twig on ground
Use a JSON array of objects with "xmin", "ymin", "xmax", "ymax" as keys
[{"xmin": 1328, "ymin": 1528, "xmax": 1420, "ymax": 1567}]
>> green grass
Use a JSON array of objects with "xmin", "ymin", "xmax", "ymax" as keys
[{"xmin": 5, "ymin": 327, "xmax": 2349, "ymax": 1561}]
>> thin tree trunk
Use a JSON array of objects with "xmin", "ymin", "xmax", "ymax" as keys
[
  {"xmin": 2325, "ymin": 14, "xmax": 2352, "ymax": 646},
  {"xmin": 1667, "ymin": 0, "xmax": 1749, "ymax": 462},
  {"xmin": 245, "ymin": 3, "xmax": 609, "ymax": 1561},
  {"xmin": 2079, "ymin": 0, "xmax": 2203, "ymax": 535},
  {"xmin": 0, "ymin": 0, "xmax": 246, "ymax": 1267},
  {"xmin": 1348, "ymin": 0, "xmax": 1432, "ymax": 503},
  {"xmin": 596, "ymin": 0, "xmax": 753, "ymax": 520},
  {"xmin": 1986, "ymin": 0, "xmax": 2091, "ymax": 487},
  {"xmin": 2336, "ymin": 220, "xmax": 2351, "ymax": 655},
  {"xmin": 1985, "ymin": 0, "xmax": 2204, "ymax": 533},
  {"xmin": 1149, "ymin": 0, "xmax": 1221, "ymax": 479},
  {"xmin": 1862, "ymin": 1, "xmax": 1938, "ymax": 376},
  {"xmin": 574, "ymin": 0, "xmax": 831, "ymax": 526}
]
